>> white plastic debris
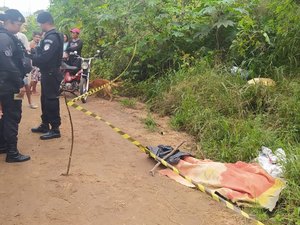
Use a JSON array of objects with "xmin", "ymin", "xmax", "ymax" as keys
[
  {"xmin": 257, "ymin": 146, "xmax": 286, "ymax": 178},
  {"xmin": 230, "ymin": 66, "xmax": 249, "ymax": 79}
]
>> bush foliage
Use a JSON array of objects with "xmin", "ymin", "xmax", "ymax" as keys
[
  {"xmin": 48, "ymin": 0, "xmax": 300, "ymax": 224},
  {"xmin": 129, "ymin": 62, "xmax": 300, "ymax": 224}
]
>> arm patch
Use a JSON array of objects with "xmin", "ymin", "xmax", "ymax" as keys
[
  {"xmin": 44, "ymin": 39, "xmax": 54, "ymax": 44},
  {"xmin": 44, "ymin": 44, "xmax": 51, "ymax": 51}
]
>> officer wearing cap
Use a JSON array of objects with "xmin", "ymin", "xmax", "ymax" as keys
[
  {"xmin": 31, "ymin": 11, "xmax": 64, "ymax": 140},
  {"xmin": 0, "ymin": 9, "xmax": 31, "ymax": 162}
]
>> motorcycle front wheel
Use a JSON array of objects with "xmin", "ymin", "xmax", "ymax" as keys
[{"xmin": 79, "ymin": 77, "xmax": 88, "ymax": 103}]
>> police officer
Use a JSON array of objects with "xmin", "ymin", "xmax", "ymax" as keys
[
  {"xmin": 0, "ymin": 9, "xmax": 30, "ymax": 162},
  {"xmin": 31, "ymin": 12, "xmax": 64, "ymax": 140}
]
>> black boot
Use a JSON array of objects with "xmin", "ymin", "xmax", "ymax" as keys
[
  {"xmin": 40, "ymin": 129, "xmax": 61, "ymax": 140},
  {"xmin": 6, "ymin": 143, "xmax": 30, "ymax": 163},
  {"xmin": 31, "ymin": 123, "xmax": 50, "ymax": 133}
]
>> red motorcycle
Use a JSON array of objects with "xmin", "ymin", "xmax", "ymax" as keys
[
  {"xmin": 60, "ymin": 51, "xmax": 99, "ymax": 103},
  {"xmin": 60, "ymin": 60, "xmax": 82, "ymax": 93}
]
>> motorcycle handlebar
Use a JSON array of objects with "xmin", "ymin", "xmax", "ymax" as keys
[
  {"xmin": 68, "ymin": 50, "xmax": 100, "ymax": 60},
  {"xmin": 69, "ymin": 51, "xmax": 78, "ymax": 56}
]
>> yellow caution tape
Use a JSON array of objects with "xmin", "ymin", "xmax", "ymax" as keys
[
  {"xmin": 65, "ymin": 40, "xmax": 264, "ymax": 224},
  {"xmin": 70, "ymin": 41, "xmax": 137, "ymax": 103},
  {"xmin": 66, "ymin": 101, "xmax": 265, "ymax": 225}
]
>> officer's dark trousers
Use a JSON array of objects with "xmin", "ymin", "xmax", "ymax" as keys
[
  {"xmin": 40, "ymin": 71, "xmax": 62, "ymax": 129},
  {"xmin": 0, "ymin": 93, "xmax": 22, "ymax": 145}
]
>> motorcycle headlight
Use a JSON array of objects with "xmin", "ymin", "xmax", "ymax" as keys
[{"xmin": 81, "ymin": 62, "xmax": 89, "ymax": 70}]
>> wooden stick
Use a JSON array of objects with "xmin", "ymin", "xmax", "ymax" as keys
[
  {"xmin": 149, "ymin": 141, "xmax": 186, "ymax": 176},
  {"xmin": 61, "ymin": 92, "xmax": 75, "ymax": 176}
]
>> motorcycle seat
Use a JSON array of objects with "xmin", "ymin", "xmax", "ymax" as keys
[{"xmin": 61, "ymin": 62, "xmax": 79, "ymax": 70}]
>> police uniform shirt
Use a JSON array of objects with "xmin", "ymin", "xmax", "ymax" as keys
[
  {"xmin": 32, "ymin": 28, "xmax": 63, "ymax": 72},
  {"xmin": 0, "ymin": 28, "xmax": 24, "ymax": 94},
  {"xmin": 0, "ymin": 28, "xmax": 20, "ymax": 73}
]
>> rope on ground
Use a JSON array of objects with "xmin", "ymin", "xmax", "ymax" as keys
[
  {"xmin": 66, "ymin": 101, "xmax": 265, "ymax": 225},
  {"xmin": 62, "ymin": 92, "xmax": 75, "ymax": 176},
  {"xmin": 64, "ymin": 40, "xmax": 264, "ymax": 224},
  {"xmin": 63, "ymin": 41, "xmax": 137, "ymax": 174}
]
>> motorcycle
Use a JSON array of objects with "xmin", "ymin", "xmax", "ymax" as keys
[{"xmin": 60, "ymin": 50, "xmax": 100, "ymax": 103}]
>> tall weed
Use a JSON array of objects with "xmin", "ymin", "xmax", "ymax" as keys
[{"xmin": 135, "ymin": 62, "xmax": 300, "ymax": 224}]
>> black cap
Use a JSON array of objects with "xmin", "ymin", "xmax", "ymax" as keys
[
  {"xmin": 37, "ymin": 11, "xmax": 54, "ymax": 24},
  {"xmin": 0, "ymin": 9, "xmax": 25, "ymax": 23}
]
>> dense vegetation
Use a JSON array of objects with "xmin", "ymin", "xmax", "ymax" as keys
[{"xmin": 47, "ymin": 0, "xmax": 300, "ymax": 224}]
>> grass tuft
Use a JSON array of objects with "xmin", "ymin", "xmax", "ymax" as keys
[
  {"xmin": 141, "ymin": 114, "xmax": 158, "ymax": 132},
  {"xmin": 120, "ymin": 98, "xmax": 137, "ymax": 109},
  {"xmin": 122, "ymin": 60, "xmax": 300, "ymax": 224}
]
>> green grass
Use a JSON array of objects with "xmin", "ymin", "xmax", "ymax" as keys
[
  {"xmin": 123, "ymin": 60, "xmax": 300, "ymax": 224},
  {"xmin": 141, "ymin": 114, "xmax": 158, "ymax": 132},
  {"xmin": 119, "ymin": 98, "xmax": 137, "ymax": 109}
]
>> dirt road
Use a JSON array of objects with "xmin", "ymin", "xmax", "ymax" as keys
[{"xmin": 0, "ymin": 93, "xmax": 250, "ymax": 225}]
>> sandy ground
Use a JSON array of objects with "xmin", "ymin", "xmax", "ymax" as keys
[{"xmin": 0, "ymin": 91, "xmax": 251, "ymax": 225}]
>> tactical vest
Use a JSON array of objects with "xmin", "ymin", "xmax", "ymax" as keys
[
  {"xmin": 40, "ymin": 29, "xmax": 64, "ymax": 68},
  {"xmin": 0, "ymin": 28, "xmax": 30, "ymax": 76}
]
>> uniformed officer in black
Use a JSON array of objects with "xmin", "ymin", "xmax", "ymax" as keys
[
  {"xmin": 31, "ymin": 12, "xmax": 64, "ymax": 140},
  {"xmin": 0, "ymin": 9, "xmax": 30, "ymax": 162}
]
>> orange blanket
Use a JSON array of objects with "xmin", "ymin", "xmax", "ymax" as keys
[{"xmin": 160, "ymin": 156, "xmax": 285, "ymax": 211}]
